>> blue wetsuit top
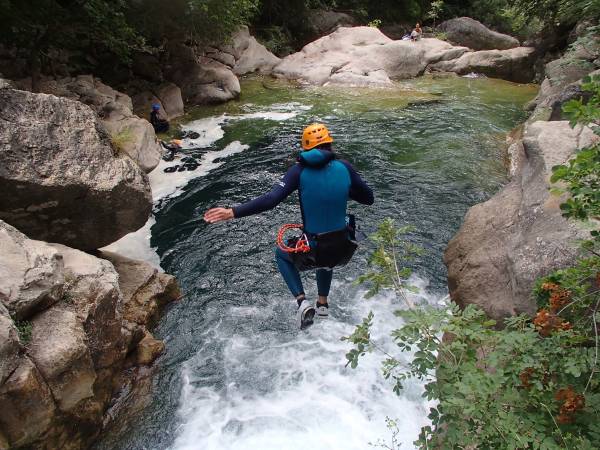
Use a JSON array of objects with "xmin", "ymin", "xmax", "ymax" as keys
[{"xmin": 232, "ymin": 149, "xmax": 374, "ymax": 234}]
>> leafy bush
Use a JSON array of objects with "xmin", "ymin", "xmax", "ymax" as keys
[
  {"xmin": 15, "ymin": 320, "xmax": 33, "ymax": 344},
  {"xmin": 344, "ymin": 77, "xmax": 600, "ymax": 448}
]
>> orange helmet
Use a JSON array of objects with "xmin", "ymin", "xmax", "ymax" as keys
[{"xmin": 301, "ymin": 123, "xmax": 333, "ymax": 150}]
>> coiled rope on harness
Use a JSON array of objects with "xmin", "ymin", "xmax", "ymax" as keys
[{"xmin": 277, "ymin": 224, "xmax": 311, "ymax": 253}]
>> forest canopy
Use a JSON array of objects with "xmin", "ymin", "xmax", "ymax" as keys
[{"xmin": 0, "ymin": 0, "xmax": 598, "ymax": 82}]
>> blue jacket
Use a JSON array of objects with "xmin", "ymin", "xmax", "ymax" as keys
[{"xmin": 233, "ymin": 149, "xmax": 374, "ymax": 234}]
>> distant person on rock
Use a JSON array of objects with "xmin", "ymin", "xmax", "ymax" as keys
[
  {"xmin": 150, "ymin": 103, "xmax": 169, "ymax": 133},
  {"xmin": 411, "ymin": 23, "xmax": 422, "ymax": 41},
  {"xmin": 204, "ymin": 124, "xmax": 374, "ymax": 330}
]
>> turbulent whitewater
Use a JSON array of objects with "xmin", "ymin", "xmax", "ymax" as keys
[{"xmin": 94, "ymin": 76, "xmax": 537, "ymax": 450}]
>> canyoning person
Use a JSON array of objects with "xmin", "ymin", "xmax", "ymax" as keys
[
  {"xmin": 161, "ymin": 138, "xmax": 183, "ymax": 161},
  {"xmin": 150, "ymin": 103, "xmax": 170, "ymax": 133},
  {"xmin": 411, "ymin": 23, "xmax": 422, "ymax": 41},
  {"xmin": 204, "ymin": 123, "xmax": 374, "ymax": 329}
]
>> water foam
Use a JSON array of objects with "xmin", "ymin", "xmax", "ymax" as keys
[
  {"xmin": 100, "ymin": 216, "xmax": 162, "ymax": 270},
  {"xmin": 150, "ymin": 141, "xmax": 249, "ymax": 203},
  {"xmin": 171, "ymin": 278, "xmax": 439, "ymax": 450}
]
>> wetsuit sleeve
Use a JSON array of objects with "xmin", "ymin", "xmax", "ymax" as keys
[
  {"xmin": 232, "ymin": 165, "xmax": 302, "ymax": 218},
  {"xmin": 340, "ymin": 160, "xmax": 374, "ymax": 205}
]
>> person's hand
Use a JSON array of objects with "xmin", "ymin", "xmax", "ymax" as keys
[{"xmin": 204, "ymin": 207, "xmax": 234, "ymax": 223}]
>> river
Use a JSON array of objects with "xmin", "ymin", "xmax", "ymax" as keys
[{"xmin": 96, "ymin": 75, "xmax": 537, "ymax": 450}]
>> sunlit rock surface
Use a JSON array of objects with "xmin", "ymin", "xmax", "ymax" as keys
[
  {"xmin": 273, "ymin": 26, "xmax": 534, "ymax": 86},
  {"xmin": 0, "ymin": 86, "xmax": 152, "ymax": 250},
  {"xmin": 0, "ymin": 220, "xmax": 180, "ymax": 450},
  {"xmin": 445, "ymin": 121, "xmax": 599, "ymax": 321}
]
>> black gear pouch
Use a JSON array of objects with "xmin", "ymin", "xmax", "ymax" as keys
[{"xmin": 290, "ymin": 215, "xmax": 358, "ymax": 271}]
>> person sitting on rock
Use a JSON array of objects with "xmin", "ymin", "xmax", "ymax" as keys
[
  {"xmin": 150, "ymin": 103, "xmax": 169, "ymax": 133},
  {"xmin": 161, "ymin": 139, "xmax": 183, "ymax": 161},
  {"xmin": 411, "ymin": 23, "xmax": 422, "ymax": 41}
]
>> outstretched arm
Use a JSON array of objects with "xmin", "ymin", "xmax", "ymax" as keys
[
  {"xmin": 340, "ymin": 160, "xmax": 374, "ymax": 205},
  {"xmin": 204, "ymin": 165, "xmax": 302, "ymax": 224}
]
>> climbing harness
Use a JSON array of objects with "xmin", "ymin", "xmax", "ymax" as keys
[
  {"xmin": 277, "ymin": 224, "xmax": 311, "ymax": 254},
  {"xmin": 276, "ymin": 216, "xmax": 360, "ymax": 271}
]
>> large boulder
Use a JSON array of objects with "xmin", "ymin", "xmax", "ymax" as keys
[
  {"xmin": 527, "ymin": 71, "xmax": 598, "ymax": 121},
  {"xmin": 273, "ymin": 26, "xmax": 468, "ymax": 86},
  {"xmin": 306, "ymin": 9, "xmax": 356, "ymax": 37},
  {"xmin": 444, "ymin": 121, "xmax": 599, "ymax": 321},
  {"xmin": 19, "ymin": 75, "xmax": 163, "ymax": 173},
  {"xmin": 29, "ymin": 307, "xmax": 97, "ymax": 412},
  {"xmin": 165, "ymin": 42, "xmax": 241, "ymax": 104},
  {"xmin": 50, "ymin": 244, "xmax": 125, "ymax": 370},
  {"xmin": 132, "ymin": 82, "xmax": 184, "ymax": 121},
  {"xmin": 0, "ymin": 222, "xmax": 181, "ymax": 449},
  {"xmin": 100, "ymin": 251, "xmax": 180, "ymax": 352},
  {"xmin": 0, "ymin": 222, "xmax": 64, "ymax": 320},
  {"xmin": 439, "ymin": 17, "xmax": 520, "ymax": 51},
  {"xmin": 0, "ymin": 87, "xmax": 152, "ymax": 251},
  {"xmin": 526, "ymin": 21, "xmax": 600, "ymax": 119},
  {"xmin": 430, "ymin": 46, "xmax": 536, "ymax": 82},
  {"xmin": 230, "ymin": 27, "xmax": 281, "ymax": 75},
  {"xmin": 0, "ymin": 357, "xmax": 56, "ymax": 448}
]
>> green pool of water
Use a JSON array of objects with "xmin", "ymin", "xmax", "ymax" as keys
[{"xmin": 95, "ymin": 75, "xmax": 537, "ymax": 450}]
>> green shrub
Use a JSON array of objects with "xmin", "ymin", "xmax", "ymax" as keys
[
  {"xmin": 344, "ymin": 76, "xmax": 600, "ymax": 449},
  {"xmin": 15, "ymin": 320, "xmax": 33, "ymax": 344},
  {"xmin": 110, "ymin": 128, "xmax": 134, "ymax": 153}
]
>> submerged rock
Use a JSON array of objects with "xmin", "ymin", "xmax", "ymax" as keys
[
  {"xmin": 444, "ymin": 121, "xmax": 599, "ymax": 321},
  {"xmin": 439, "ymin": 17, "xmax": 520, "ymax": 51},
  {"xmin": 0, "ymin": 87, "xmax": 152, "ymax": 251}
]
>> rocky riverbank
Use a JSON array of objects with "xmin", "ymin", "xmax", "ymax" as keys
[
  {"xmin": 0, "ymin": 82, "xmax": 181, "ymax": 450},
  {"xmin": 443, "ymin": 19, "xmax": 600, "ymax": 321},
  {"xmin": 0, "ymin": 15, "xmax": 597, "ymax": 449}
]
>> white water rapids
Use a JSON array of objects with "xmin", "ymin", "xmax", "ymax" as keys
[{"xmin": 102, "ymin": 101, "xmax": 441, "ymax": 449}]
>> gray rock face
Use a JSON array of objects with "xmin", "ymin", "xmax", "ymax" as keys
[
  {"xmin": 273, "ymin": 26, "xmax": 469, "ymax": 86},
  {"xmin": 273, "ymin": 26, "xmax": 536, "ymax": 85},
  {"xmin": 132, "ymin": 82, "xmax": 184, "ymax": 121},
  {"xmin": 306, "ymin": 9, "xmax": 356, "ymax": 37},
  {"xmin": 20, "ymin": 75, "xmax": 163, "ymax": 173},
  {"xmin": 0, "ymin": 222, "xmax": 64, "ymax": 320},
  {"xmin": 162, "ymin": 27, "xmax": 279, "ymax": 106},
  {"xmin": 439, "ymin": 17, "xmax": 520, "ymax": 51},
  {"xmin": 29, "ymin": 307, "xmax": 96, "ymax": 412},
  {"xmin": 166, "ymin": 42, "xmax": 241, "ymax": 105},
  {"xmin": 527, "ymin": 22, "xmax": 600, "ymax": 119},
  {"xmin": 51, "ymin": 244, "xmax": 125, "ymax": 370},
  {"xmin": 444, "ymin": 121, "xmax": 599, "ymax": 321},
  {"xmin": 0, "ymin": 304, "xmax": 20, "ymax": 385},
  {"xmin": 0, "ymin": 88, "xmax": 152, "ymax": 251},
  {"xmin": 430, "ymin": 46, "xmax": 536, "ymax": 83},
  {"xmin": 0, "ymin": 357, "xmax": 56, "ymax": 448},
  {"xmin": 0, "ymin": 222, "xmax": 180, "ymax": 449},
  {"xmin": 231, "ymin": 27, "xmax": 281, "ymax": 75}
]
